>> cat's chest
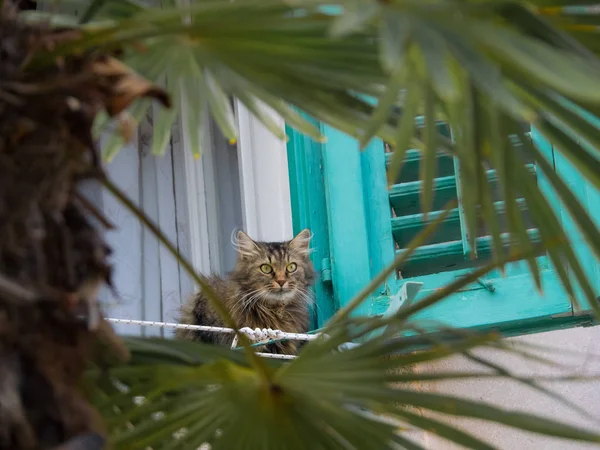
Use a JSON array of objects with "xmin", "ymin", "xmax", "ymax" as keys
[{"xmin": 242, "ymin": 305, "xmax": 301, "ymax": 331}]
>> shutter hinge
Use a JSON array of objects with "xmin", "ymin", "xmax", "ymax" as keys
[{"xmin": 321, "ymin": 257, "xmax": 332, "ymax": 283}]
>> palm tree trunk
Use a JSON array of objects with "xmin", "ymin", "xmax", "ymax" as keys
[{"xmin": 0, "ymin": 3, "xmax": 168, "ymax": 448}]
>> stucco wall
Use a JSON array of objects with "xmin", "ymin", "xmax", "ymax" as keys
[{"xmin": 410, "ymin": 326, "xmax": 600, "ymax": 449}]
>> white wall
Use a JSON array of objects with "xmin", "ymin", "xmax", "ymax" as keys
[
  {"xmin": 94, "ymin": 112, "xmax": 244, "ymax": 335},
  {"xmin": 92, "ymin": 100, "xmax": 287, "ymax": 338},
  {"xmin": 98, "ymin": 118, "xmax": 198, "ymax": 336},
  {"xmin": 236, "ymin": 100, "xmax": 293, "ymax": 242},
  {"xmin": 411, "ymin": 326, "xmax": 600, "ymax": 449}
]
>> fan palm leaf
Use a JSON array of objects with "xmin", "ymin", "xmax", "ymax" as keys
[
  {"xmin": 9, "ymin": 1, "xmax": 600, "ymax": 449},
  {"xmin": 21, "ymin": 0, "xmax": 600, "ymax": 313}
]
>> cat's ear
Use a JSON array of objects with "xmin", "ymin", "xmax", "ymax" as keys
[
  {"xmin": 289, "ymin": 229, "xmax": 312, "ymax": 255},
  {"xmin": 233, "ymin": 230, "xmax": 260, "ymax": 258}
]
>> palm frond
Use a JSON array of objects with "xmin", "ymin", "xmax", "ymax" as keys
[
  {"xmin": 16, "ymin": 1, "xmax": 600, "ymax": 448},
  {"xmin": 85, "ymin": 326, "xmax": 600, "ymax": 450},
  {"xmin": 21, "ymin": 0, "xmax": 600, "ymax": 313}
]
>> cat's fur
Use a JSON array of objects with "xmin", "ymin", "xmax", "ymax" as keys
[{"xmin": 176, "ymin": 229, "xmax": 315, "ymax": 355}]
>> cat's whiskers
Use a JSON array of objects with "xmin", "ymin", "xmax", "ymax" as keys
[
  {"xmin": 246, "ymin": 289, "xmax": 267, "ymax": 309},
  {"xmin": 235, "ymin": 289, "xmax": 261, "ymax": 315},
  {"xmin": 239, "ymin": 288, "xmax": 269, "ymax": 314},
  {"xmin": 238, "ymin": 288, "xmax": 260, "ymax": 305},
  {"xmin": 296, "ymin": 287, "xmax": 314, "ymax": 304},
  {"xmin": 239, "ymin": 293, "xmax": 260, "ymax": 314},
  {"xmin": 294, "ymin": 287, "xmax": 321, "ymax": 316}
]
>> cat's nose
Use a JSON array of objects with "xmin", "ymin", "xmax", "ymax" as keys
[{"xmin": 276, "ymin": 279, "xmax": 286, "ymax": 287}]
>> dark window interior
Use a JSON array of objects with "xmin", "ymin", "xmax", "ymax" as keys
[{"xmin": 16, "ymin": 0, "xmax": 38, "ymax": 11}]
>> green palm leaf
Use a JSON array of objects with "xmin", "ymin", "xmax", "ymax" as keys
[
  {"xmin": 18, "ymin": 1, "xmax": 600, "ymax": 448},
  {"xmin": 86, "ymin": 327, "xmax": 600, "ymax": 449}
]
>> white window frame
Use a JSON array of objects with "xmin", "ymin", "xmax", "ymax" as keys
[
  {"xmin": 179, "ymin": 99, "xmax": 293, "ymax": 279},
  {"xmin": 235, "ymin": 100, "xmax": 294, "ymax": 243}
]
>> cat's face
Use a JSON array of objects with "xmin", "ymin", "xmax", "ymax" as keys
[{"xmin": 233, "ymin": 229, "xmax": 315, "ymax": 304}]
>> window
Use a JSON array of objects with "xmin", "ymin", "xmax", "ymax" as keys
[
  {"xmin": 34, "ymin": 0, "xmax": 599, "ymax": 338},
  {"xmin": 35, "ymin": 0, "xmax": 296, "ymax": 336},
  {"xmin": 287, "ymin": 115, "xmax": 599, "ymax": 336},
  {"xmin": 85, "ymin": 97, "xmax": 290, "ymax": 337},
  {"xmin": 91, "ymin": 108, "xmax": 244, "ymax": 337}
]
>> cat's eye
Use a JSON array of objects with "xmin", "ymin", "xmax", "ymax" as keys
[
  {"xmin": 260, "ymin": 264, "xmax": 273, "ymax": 274},
  {"xmin": 286, "ymin": 262, "xmax": 298, "ymax": 273}
]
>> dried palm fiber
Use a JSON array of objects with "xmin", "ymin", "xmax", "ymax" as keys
[{"xmin": 0, "ymin": 3, "xmax": 170, "ymax": 449}]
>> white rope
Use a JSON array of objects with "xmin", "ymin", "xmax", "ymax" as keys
[
  {"xmin": 106, "ymin": 318, "xmax": 321, "ymax": 360},
  {"xmin": 253, "ymin": 352, "xmax": 297, "ymax": 360},
  {"xmin": 107, "ymin": 318, "xmax": 235, "ymax": 334}
]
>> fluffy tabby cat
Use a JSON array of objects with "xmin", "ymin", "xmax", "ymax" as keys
[{"xmin": 176, "ymin": 229, "xmax": 315, "ymax": 355}]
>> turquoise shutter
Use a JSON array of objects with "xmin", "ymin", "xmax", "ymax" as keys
[
  {"xmin": 287, "ymin": 116, "xmax": 395, "ymax": 327},
  {"xmin": 531, "ymin": 118, "xmax": 600, "ymax": 316},
  {"xmin": 284, "ymin": 4, "xmax": 598, "ymax": 335},
  {"xmin": 387, "ymin": 124, "xmax": 577, "ymax": 334},
  {"xmin": 287, "ymin": 115, "xmax": 598, "ymax": 335},
  {"xmin": 286, "ymin": 115, "xmax": 335, "ymax": 328}
]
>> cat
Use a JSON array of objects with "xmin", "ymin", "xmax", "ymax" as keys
[{"xmin": 176, "ymin": 229, "xmax": 315, "ymax": 355}]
